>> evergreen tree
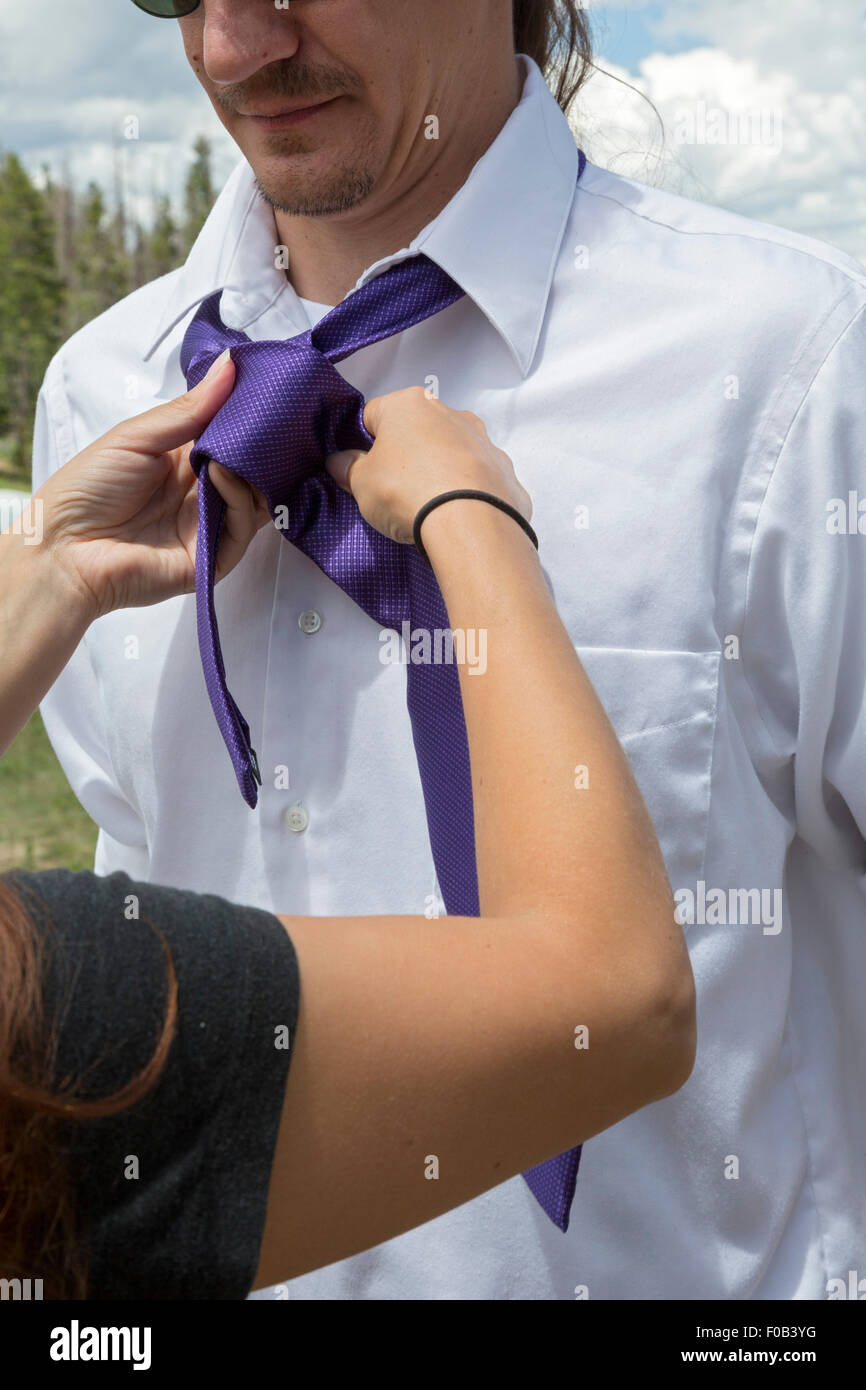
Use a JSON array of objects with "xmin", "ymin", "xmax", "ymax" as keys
[
  {"xmin": 146, "ymin": 194, "xmax": 180, "ymax": 279},
  {"xmin": 0, "ymin": 154, "xmax": 64, "ymax": 471},
  {"xmin": 130, "ymin": 219, "xmax": 149, "ymax": 290},
  {"xmin": 68, "ymin": 181, "xmax": 129, "ymax": 330},
  {"xmin": 182, "ymin": 135, "xmax": 215, "ymax": 253},
  {"xmin": 0, "ymin": 139, "xmax": 223, "ymax": 476}
]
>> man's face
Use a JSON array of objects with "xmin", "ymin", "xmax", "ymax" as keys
[{"xmin": 179, "ymin": 0, "xmax": 483, "ymax": 218}]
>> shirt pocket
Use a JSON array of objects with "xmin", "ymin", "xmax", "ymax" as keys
[{"xmin": 575, "ymin": 646, "xmax": 721, "ymax": 891}]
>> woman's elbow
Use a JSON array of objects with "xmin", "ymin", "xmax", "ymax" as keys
[{"xmin": 638, "ymin": 950, "xmax": 698, "ymax": 1103}]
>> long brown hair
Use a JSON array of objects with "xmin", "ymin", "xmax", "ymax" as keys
[
  {"xmin": 513, "ymin": 0, "xmax": 594, "ymax": 113},
  {"xmin": 0, "ymin": 874, "xmax": 177, "ymax": 1299}
]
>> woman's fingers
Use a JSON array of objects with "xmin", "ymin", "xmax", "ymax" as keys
[
  {"xmin": 207, "ymin": 462, "xmax": 271, "ymax": 580},
  {"xmin": 107, "ymin": 350, "xmax": 236, "ymax": 460},
  {"xmin": 208, "ymin": 460, "xmax": 267, "ymax": 520},
  {"xmin": 325, "ymin": 450, "xmax": 365, "ymax": 494},
  {"xmin": 330, "ymin": 390, "xmax": 532, "ymax": 552}
]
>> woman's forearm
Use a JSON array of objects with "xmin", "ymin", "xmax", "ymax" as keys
[
  {"xmin": 420, "ymin": 497, "xmax": 681, "ymax": 967},
  {"xmin": 0, "ymin": 487, "xmax": 677, "ymax": 963},
  {"xmin": 0, "ymin": 526, "xmax": 92, "ymax": 755},
  {"xmin": 259, "ymin": 502, "xmax": 695, "ymax": 1283}
]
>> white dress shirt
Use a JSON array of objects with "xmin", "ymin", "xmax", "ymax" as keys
[{"xmin": 31, "ymin": 54, "xmax": 866, "ymax": 1300}]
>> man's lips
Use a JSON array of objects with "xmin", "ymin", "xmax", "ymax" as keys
[{"xmin": 240, "ymin": 96, "xmax": 344, "ymax": 129}]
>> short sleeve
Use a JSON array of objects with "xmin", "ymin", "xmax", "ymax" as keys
[{"xmin": 8, "ymin": 868, "xmax": 299, "ymax": 1300}]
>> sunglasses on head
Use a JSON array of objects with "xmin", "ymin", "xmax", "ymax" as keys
[{"xmin": 131, "ymin": 0, "xmax": 201, "ymax": 16}]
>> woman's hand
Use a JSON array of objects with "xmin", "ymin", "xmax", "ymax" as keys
[
  {"xmin": 325, "ymin": 387, "xmax": 531, "ymax": 546},
  {"xmin": 0, "ymin": 351, "xmax": 271, "ymax": 754},
  {"xmin": 36, "ymin": 350, "xmax": 270, "ymax": 621}
]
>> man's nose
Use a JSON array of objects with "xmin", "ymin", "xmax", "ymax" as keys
[{"xmin": 199, "ymin": 0, "xmax": 302, "ymax": 86}]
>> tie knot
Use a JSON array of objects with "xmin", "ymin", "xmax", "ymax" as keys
[
  {"xmin": 184, "ymin": 318, "xmax": 371, "ymax": 507},
  {"xmin": 182, "ymin": 255, "xmax": 468, "ymax": 508}
]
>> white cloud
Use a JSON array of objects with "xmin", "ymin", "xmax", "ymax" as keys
[
  {"xmin": 0, "ymin": 0, "xmax": 863, "ymax": 262},
  {"xmin": 0, "ymin": 0, "xmax": 237, "ymax": 218},
  {"xmin": 649, "ymin": 0, "xmax": 866, "ymax": 95},
  {"xmin": 581, "ymin": 1, "xmax": 866, "ymax": 262}
]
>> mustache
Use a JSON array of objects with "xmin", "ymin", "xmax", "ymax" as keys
[{"xmin": 214, "ymin": 61, "xmax": 360, "ymax": 114}]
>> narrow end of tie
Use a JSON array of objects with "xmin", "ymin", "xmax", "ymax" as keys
[
  {"xmin": 248, "ymin": 745, "xmax": 263, "ymax": 788},
  {"xmin": 238, "ymin": 747, "xmax": 262, "ymax": 809}
]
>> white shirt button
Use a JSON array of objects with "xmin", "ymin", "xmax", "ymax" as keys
[
  {"xmin": 283, "ymin": 804, "xmax": 309, "ymax": 834},
  {"xmin": 298, "ymin": 609, "xmax": 322, "ymax": 634}
]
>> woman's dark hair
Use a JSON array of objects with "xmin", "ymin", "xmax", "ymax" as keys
[
  {"xmin": 0, "ymin": 875, "xmax": 177, "ymax": 1299},
  {"xmin": 513, "ymin": 0, "xmax": 594, "ymax": 113}
]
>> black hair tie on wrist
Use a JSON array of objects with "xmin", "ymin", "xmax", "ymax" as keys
[{"xmin": 413, "ymin": 489, "xmax": 539, "ymax": 567}]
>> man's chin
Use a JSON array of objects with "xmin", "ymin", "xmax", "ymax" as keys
[{"xmin": 252, "ymin": 164, "xmax": 376, "ymax": 218}]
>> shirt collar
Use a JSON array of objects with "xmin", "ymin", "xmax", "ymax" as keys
[{"xmin": 142, "ymin": 55, "xmax": 582, "ymax": 377}]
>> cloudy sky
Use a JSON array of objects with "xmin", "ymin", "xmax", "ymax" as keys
[{"xmin": 0, "ymin": 0, "xmax": 864, "ymax": 262}]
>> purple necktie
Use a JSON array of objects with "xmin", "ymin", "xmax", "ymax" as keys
[{"xmin": 180, "ymin": 190, "xmax": 585, "ymax": 1231}]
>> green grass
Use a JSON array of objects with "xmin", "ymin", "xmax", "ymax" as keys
[
  {"xmin": 0, "ymin": 443, "xmax": 97, "ymax": 871},
  {"xmin": 0, "ymin": 711, "xmax": 99, "ymax": 872},
  {"xmin": 0, "ymin": 442, "xmax": 31, "ymax": 491}
]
